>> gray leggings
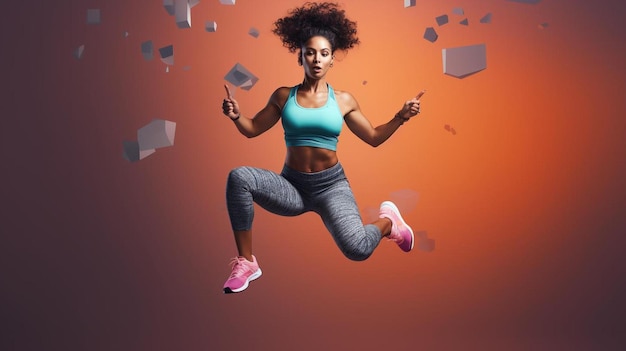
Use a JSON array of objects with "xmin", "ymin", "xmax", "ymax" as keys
[{"xmin": 226, "ymin": 162, "xmax": 381, "ymax": 261}]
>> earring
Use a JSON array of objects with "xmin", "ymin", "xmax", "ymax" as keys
[{"xmin": 330, "ymin": 62, "xmax": 334, "ymax": 67}]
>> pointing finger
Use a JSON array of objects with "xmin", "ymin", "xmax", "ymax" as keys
[
  {"xmin": 415, "ymin": 90, "xmax": 426, "ymax": 99},
  {"xmin": 224, "ymin": 84, "xmax": 233, "ymax": 99}
]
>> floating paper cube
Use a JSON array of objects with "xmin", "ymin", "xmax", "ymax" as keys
[
  {"xmin": 442, "ymin": 43, "xmax": 487, "ymax": 78},
  {"xmin": 507, "ymin": 0, "xmax": 541, "ymax": 3},
  {"xmin": 73, "ymin": 45, "xmax": 85, "ymax": 60},
  {"xmin": 436, "ymin": 14, "xmax": 449, "ymax": 26},
  {"xmin": 480, "ymin": 13, "xmax": 492, "ymax": 24},
  {"xmin": 137, "ymin": 119, "xmax": 176, "ymax": 150},
  {"xmin": 423, "ymin": 27, "xmax": 438, "ymax": 43},
  {"xmin": 224, "ymin": 63, "xmax": 259, "ymax": 91},
  {"xmin": 452, "ymin": 7, "xmax": 464, "ymax": 15},
  {"xmin": 538, "ymin": 22, "xmax": 549, "ymax": 29},
  {"xmin": 175, "ymin": 0, "xmax": 191, "ymax": 29},
  {"xmin": 404, "ymin": 0, "xmax": 416, "ymax": 7},
  {"xmin": 159, "ymin": 45, "xmax": 174, "ymax": 65},
  {"xmin": 460, "ymin": 18, "xmax": 469, "ymax": 26},
  {"xmin": 86, "ymin": 9, "xmax": 101, "ymax": 25},
  {"xmin": 418, "ymin": 238, "xmax": 435, "ymax": 252},
  {"xmin": 123, "ymin": 31, "xmax": 129, "ymax": 38},
  {"xmin": 219, "ymin": 0, "xmax": 235, "ymax": 4},
  {"xmin": 123, "ymin": 140, "xmax": 155, "ymax": 162},
  {"xmin": 205, "ymin": 21, "xmax": 217, "ymax": 32},
  {"xmin": 141, "ymin": 41, "xmax": 153, "ymax": 61},
  {"xmin": 163, "ymin": 0, "xmax": 175, "ymax": 15},
  {"xmin": 248, "ymin": 27, "xmax": 260, "ymax": 38}
]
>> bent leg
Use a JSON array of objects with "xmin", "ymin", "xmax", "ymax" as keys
[{"xmin": 315, "ymin": 180, "xmax": 382, "ymax": 261}]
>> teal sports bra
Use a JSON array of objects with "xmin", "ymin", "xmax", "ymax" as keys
[{"xmin": 281, "ymin": 84, "xmax": 344, "ymax": 151}]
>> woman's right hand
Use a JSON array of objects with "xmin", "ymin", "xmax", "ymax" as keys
[{"xmin": 222, "ymin": 85, "xmax": 240, "ymax": 120}]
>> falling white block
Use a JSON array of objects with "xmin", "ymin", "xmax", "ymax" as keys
[
  {"xmin": 205, "ymin": 21, "xmax": 217, "ymax": 32},
  {"xmin": 224, "ymin": 63, "xmax": 259, "ymax": 91},
  {"xmin": 480, "ymin": 13, "xmax": 492, "ymax": 24},
  {"xmin": 248, "ymin": 27, "xmax": 260, "ymax": 38},
  {"xmin": 442, "ymin": 43, "xmax": 487, "ymax": 78},
  {"xmin": 123, "ymin": 140, "xmax": 155, "ymax": 162},
  {"xmin": 141, "ymin": 41, "xmax": 154, "ymax": 61},
  {"xmin": 175, "ymin": 0, "xmax": 191, "ymax": 29},
  {"xmin": 423, "ymin": 27, "xmax": 438, "ymax": 42},
  {"xmin": 404, "ymin": 0, "xmax": 416, "ymax": 7},
  {"xmin": 137, "ymin": 119, "xmax": 176, "ymax": 150},
  {"xmin": 163, "ymin": 0, "xmax": 175, "ymax": 15},
  {"xmin": 159, "ymin": 45, "xmax": 174, "ymax": 65},
  {"xmin": 219, "ymin": 0, "xmax": 235, "ymax": 4},
  {"xmin": 73, "ymin": 45, "xmax": 85, "ymax": 60},
  {"xmin": 86, "ymin": 9, "xmax": 101, "ymax": 25}
]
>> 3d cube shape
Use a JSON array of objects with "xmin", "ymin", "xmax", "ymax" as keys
[
  {"xmin": 74, "ymin": 45, "xmax": 85, "ymax": 60},
  {"xmin": 404, "ymin": 0, "xmax": 416, "ymax": 7},
  {"xmin": 141, "ymin": 41, "xmax": 154, "ymax": 61},
  {"xmin": 248, "ymin": 27, "xmax": 260, "ymax": 38},
  {"xmin": 163, "ymin": 0, "xmax": 175, "ymax": 15},
  {"xmin": 442, "ymin": 43, "xmax": 487, "ymax": 78},
  {"xmin": 159, "ymin": 45, "xmax": 174, "ymax": 65},
  {"xmin": 86, "ymin": 9, "xmax": 101, "ymax": 25},
  {"xmin": 452, "ymin": 7, "xmax": 464, "ymax": 15},
  {"xmin": 123, "ymin": 140, "xmax": 155, "ymax": 162},
  {"xmin": 423, "ymin": 27, "xmax": 438, "ymax": 42},
  {"xmin": 480, "ymin": 13, "xmax": 492, "ymax": 24},
  {"xmin": 219, "ymin": 0, "xmax": 235, "ymax": 4},
  {"xmin": 436, "ymin": 14, "xmax": 449, "ymax": 26},
  {"xmin": 205, "ymin": 21, "xmax": 217, "ymax": 32},
  {"xmin": 224, "ymin": 63, "xmax": 259, "ymax": 90},
  {"xmin": 175, "ymin": 0, "xmax": 191, "ymax": 29},
  {"xmin": 137, "ymin": 119, "xmax": 176, "ymax": 150},
  {"xmin": 460, "ymin": 18, "xmax": 469, "ymax": 26},
  {"xmin": 418, "ymin": 238, "xmax": 435, "ymax": 252}
]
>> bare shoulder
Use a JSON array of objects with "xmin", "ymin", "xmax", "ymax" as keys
[
  {"xmin": 332, "ymin": 88, "xmax": 359, "ymax": 115},
  {"xmin": 269, "ymin": 86, "xmax": 293, "ymax": 109}
]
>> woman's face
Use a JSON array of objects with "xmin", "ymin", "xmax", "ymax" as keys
[{"xmin": 300, "ymin": 36, "xmax": 334, "ymax": 79}]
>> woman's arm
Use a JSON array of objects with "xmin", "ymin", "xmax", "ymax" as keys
[
  {"xmin": 222, "ymin": 85, "xmax": 288, "ymax": 138},
  {"xmin": 340, "ymin": 90, "xmax": 424, "ymax": 147}
]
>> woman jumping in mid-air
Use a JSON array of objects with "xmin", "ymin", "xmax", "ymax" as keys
[{"xmin": 221, "ymin": 2, "xmax": 425, "ymax": 293}]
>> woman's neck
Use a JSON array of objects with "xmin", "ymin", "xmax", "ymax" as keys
[{"xmin": 300, "ymin": 77, "xmax": 328, "ymax": 93}]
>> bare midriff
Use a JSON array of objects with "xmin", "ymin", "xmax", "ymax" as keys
[{"xmin": 285, "ymin": 146, "xmax": 338, "ymax": 173}]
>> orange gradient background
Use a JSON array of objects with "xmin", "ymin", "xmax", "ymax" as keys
[{"xmin": 3, "ymin": 0, "xmax": 626, "ymax": 350}]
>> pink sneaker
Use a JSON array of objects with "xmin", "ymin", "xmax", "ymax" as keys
[
  {"xmin": 379, "ymin": 201, "xmax": 414, "ymax": 252},
  {"xmin": 223, "ymin": 255, "xmax": 262, "ymax": 294}
]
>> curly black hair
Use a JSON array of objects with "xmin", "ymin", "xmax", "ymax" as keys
[{"xmin": 272, "ymin": 2, "xmax": 359, "ymax": 54}]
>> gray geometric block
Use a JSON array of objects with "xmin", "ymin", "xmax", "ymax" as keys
[
  {"xmin": 460, "ymin": 18, "xmax": 469, "ymax": 26},
  {"xmin": 175, "ymin": 0, "xmax": 191, "ymax": 29},
  {"xmin": 137, "ymin": 119, "xmax": 176, "ymax": 150},
  {"xmin": 86, "ymin": 9, "xmax": 101, "ymax": 25},
  {"xmin": 163, "ymin": 0, "xmax": 175, "ymax": 15},
  {"xmin": 205, "ymin": 21, "xmax": 217, "ymax": 32},
  {"xmin": 73, "ymin": 45, "xmax": 85, "ymax": 60},
  {"xmin": 159, "ymin": 45, "xmax": 174, "ymax": 65},
  {"xmin": 219, "ymin": 0, "xmax": 235, "ymax": 4},
  {"xmin": 224, "ymin": 63, "xmax": 259, "ymax": 91},
  {"xmin": 418, "ymin": 238, "xmax": 435, "ymax": 252},
  {"xmin": 404, "ymin": 0, "xmax": 416, "ymax": 7},
  {"xmin": 480, "ymin": 13, "xmax": 492, "ymax": 24},
  {"xmin": 123, "ymin": 31, "xmax": 129, "ymax": 38},
  {"xmin": 423, "ymin": 27, "xmax": 438, "ymax": 43},
  {"xmin": 123, "ymin": 140, "xmax": 155, "ymax": 162},
  {"xmin": 452, "ymin": 7, "xmax": 464, "ymax": 15},
  {"xmin": 538, "ymin": 22, "xmax": 549, "ymax": 29},
  {"xmin": 248, "ymin": 27, "xmax": 260, "ymax": 38},
  {"xmin": 141, "ymin": 41, "xmax": 154, "ymax": 61},
  {"xmin": 442, "ymin": 43, "xmax": 487, "ymax": 78},
  {"xmin": 507, "ymin": 0, "xmax": 541, "ymax": 3},
  {"xmin": 436, "ymin": 14, "xmax": 449, "ymax": 26}
]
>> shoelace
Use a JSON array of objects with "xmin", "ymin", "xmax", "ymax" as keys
[{"xmin": 228, "ymin": 257, "xmax": 249, "ymax": 278}]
